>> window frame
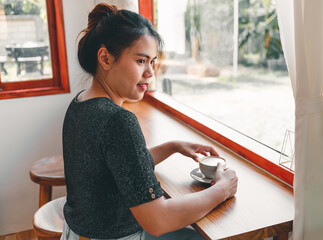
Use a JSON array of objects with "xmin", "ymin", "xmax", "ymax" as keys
[
  {"xmin": 138, "ymin": 0, "xmax": 294, "ymax": 186},
  {"xmin": 0, "ymin": 0, "xmax": 69, "ymax": 99}
]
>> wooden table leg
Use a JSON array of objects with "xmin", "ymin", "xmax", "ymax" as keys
[
  {"xmin": 39, "ymin": 184, "xmax": 52, "ymax": 207},
  {"xmin": 273, "ymin": 232, "xmax": 289, "ymax": 240}
]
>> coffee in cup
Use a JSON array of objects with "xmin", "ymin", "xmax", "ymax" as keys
[{"xmin": 199, "ymin": 156, "xmax": 226, "ymax": 179}]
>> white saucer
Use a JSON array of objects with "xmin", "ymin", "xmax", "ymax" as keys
[{"xmin": 190, "ymin": 168, "xmax": 212, "ymax": 184}]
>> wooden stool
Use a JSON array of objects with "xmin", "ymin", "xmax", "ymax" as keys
[
  {"xmin": 30, "ymin": 155, "xmax": 65, "ymax": 207},
  {"xmin": 33, "ymin": 196, "xmax": 65, "ymax": 240}
]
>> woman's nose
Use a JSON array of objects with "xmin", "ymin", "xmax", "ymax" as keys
[{"xmin": 144, "ymin": 64, "xmax": 154, "ymax": 79}]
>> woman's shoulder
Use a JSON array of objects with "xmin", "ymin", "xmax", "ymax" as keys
[
  {"xmin": 67, "ymin": 92, "xmax": 139, "ymax": 127},
  {"xmin": 89, "ymin": 100, "xmax": 138, "ymax": 127},
  {"xmin": 78, "ymin": 97, "xmax": 139, "ymax": 127},
  {"xmin": 110, "ymin": 105, "xmax": 138, "ymax": 125},
  {"xmin": 70, "ymin": 93, "xmax": 119, "ymax": 113}
]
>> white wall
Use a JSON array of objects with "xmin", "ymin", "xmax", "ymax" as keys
[{"xmin": 0, "ymin": 0, "xmax": 137, "ymax": 235}]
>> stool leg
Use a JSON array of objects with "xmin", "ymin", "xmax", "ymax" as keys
[{"xmin": 39, "ymin": 184, "xmax": 52, "ymax": 207}]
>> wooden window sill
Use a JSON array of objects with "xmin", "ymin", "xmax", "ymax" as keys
[{"xmin": 0, "ymin": 86, "xmax": 69, "ymax": 99}]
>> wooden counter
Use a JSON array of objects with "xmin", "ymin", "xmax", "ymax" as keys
[{"xmin": 124, "ymin": 100, "xmax": 294, "ymax": 240}]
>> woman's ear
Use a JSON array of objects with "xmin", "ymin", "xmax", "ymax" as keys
[{"xmin": 97, "ymin": 47, "xmax": 114, "ymax": 71}]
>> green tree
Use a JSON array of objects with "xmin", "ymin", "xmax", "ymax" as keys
[
  {"xmin": 238, "ymin": 0, "xmax": 283, "ymax": 65},
  {"xmin": 2, "ymin": 0, "xmax": 40, "ymax": 15}
]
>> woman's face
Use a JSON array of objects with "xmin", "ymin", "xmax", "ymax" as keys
[{"xmin": 107, "ymin": 34, "xmax": 157, "ymax": 103}]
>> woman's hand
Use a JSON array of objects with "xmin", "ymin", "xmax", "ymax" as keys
[
  {"xmin": 174, "ymin": 141, "xmax": 219, "ymax": 162},
  {"xmin": 211, "ymin": 163, "xmax": 238, "ymax": 200},
  {"xmin": 149, "ymin": 141, "xmax": 219, "ymax": 165}
]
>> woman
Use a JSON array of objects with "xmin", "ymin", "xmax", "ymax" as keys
[{"xmin": 61, "ymin": 3, "xmax": 238, "ymax": 240}]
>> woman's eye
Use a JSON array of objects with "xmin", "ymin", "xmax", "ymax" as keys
[{"xmin": 137, "ymin": 59, "xmax": 145, "ymax": 64}]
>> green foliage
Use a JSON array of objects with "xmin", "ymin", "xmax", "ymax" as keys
[
  {"xmin": 181, "ymin": 0, "xmax": 283, "ymax": 67},
  {"xmin": 238, "ymin": 0, "xmax": 283, "ymax": 63},
  {"xmin": 264, "ymin": 12, "xmax": 282, "ymax": 59},
  {"xmin": 2, "ymin": 0, "xmax": 40, "ymax": 15}
]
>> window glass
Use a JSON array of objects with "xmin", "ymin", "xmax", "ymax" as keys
[
  {"xmin": 0, "ymin": 0, "xmax": 52, "ymax": 82},
  {"xmin": 154, "ymin": 0, "xmax": 295, "ymax": 154}
]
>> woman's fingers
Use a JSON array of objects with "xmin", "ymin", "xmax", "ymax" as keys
[
  {"xmin": 199, "ymin": 145, "xmax": 219, "ymax": 156},
  {"xmin": 186, "ymin": 149, "xmax": 199, "ymax": 161},
  {"xmin": 196, "ymin": 145, "xmax": 220, "ymax": 157},
  {"xmin": 177, "ymin": 141, "xmax": 221, "ymax": 161},
  {"xmin": 198, "ymin": 150, "xmax": 208, "ymax": 156},
  {"xmin": 217, "ymin": 162, "xmax": 225, "ymax": 171},
  {"xmin": 228, "ymin": 182, "xmax": 238, "ymax": 198},
  {"xmin": 213, "ymin": 167, "xmax": 238, "ymax": 199},
  {"xmin": 191, "ymin": 154, "xmax": 199, "ymax": 162},
  {"xmin": 209, "ymin": 147, "xmax": 220, "ymax": 157}
]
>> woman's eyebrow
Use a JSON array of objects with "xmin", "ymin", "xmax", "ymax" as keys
[{"xmin": 136, "ymin": 53, "xmax": 158, "ymax": 60}]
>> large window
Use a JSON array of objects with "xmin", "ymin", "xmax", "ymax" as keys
[
  {"xmin": 0, "ymin": 0, "xmax": 69, "ymax": 99},
  {"xmin": 140, "ymin": 0, "xmax": 295, "ymax": 183}
]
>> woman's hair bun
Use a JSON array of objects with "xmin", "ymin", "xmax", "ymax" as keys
[{"xmin": 88, "ymin": 3, "xmax": 120, "ymax": 27}]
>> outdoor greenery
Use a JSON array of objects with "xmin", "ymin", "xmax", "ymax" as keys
[
  {"xmin": 183, "ymin": 0, "xmax": 284, "ymax": 68},
  {"xmin": 239, "ymin": 0, "xmax": 283, "ymax": 65},
  {"xmin": 1, "ymin": 0, "xmax": 41, "ymax": 15}
]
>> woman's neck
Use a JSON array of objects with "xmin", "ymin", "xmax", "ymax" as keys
[{"xmin": 82, "ymin": 75, "xmax": 124, "ymax": 106}]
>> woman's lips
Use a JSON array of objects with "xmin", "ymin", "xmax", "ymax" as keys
[{"xmin": 137, "ymin": 82, "xmax": 149, "ymax": 91}]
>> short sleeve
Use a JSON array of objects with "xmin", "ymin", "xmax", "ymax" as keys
[{"xmin": 103, "ymin": 109, "xmax": 164, "ymax": 207}]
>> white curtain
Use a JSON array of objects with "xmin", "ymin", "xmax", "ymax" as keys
[{"xmin": 276, "ymin": 0, "xmax": 323, "ymax": 239}]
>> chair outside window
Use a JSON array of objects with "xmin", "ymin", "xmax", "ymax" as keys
[{"xmin": 6, "ymin": 43, "xmax": 49, "ymax": 75}]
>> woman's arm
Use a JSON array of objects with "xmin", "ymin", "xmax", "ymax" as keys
[
  {"xmin": 149, "ymin": 141, "xmax": 219, "ymax": 165},
  {"xmin": 148, "ymin": 141, "xmax": 177, "ymax": 165},
  {"xmin": 130, "ymin": 164, "xmax": 238, "ymax": 237}
]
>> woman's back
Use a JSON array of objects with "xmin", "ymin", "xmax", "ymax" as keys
[{"xmin": 63, "ymin": 92, "xmax": 163, "ymax": 238}]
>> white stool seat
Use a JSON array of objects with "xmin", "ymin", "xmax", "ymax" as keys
[{"xmin": 33, "ymin": 196, "xmax": 66, "ymax": 239}]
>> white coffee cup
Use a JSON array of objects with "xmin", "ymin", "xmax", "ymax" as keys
[{"xmin": 199, "ymin": 156, "xmax": 227, "ymax": 179}]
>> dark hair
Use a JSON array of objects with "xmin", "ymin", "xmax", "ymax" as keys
[{"xmin": 77, "ymin": 3, "xmax": 164, "ymax": 76}]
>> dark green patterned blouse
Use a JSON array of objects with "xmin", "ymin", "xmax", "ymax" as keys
[{"xmin": 62, "ymin": 91, "xmax": 164, "ymax": 239}]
